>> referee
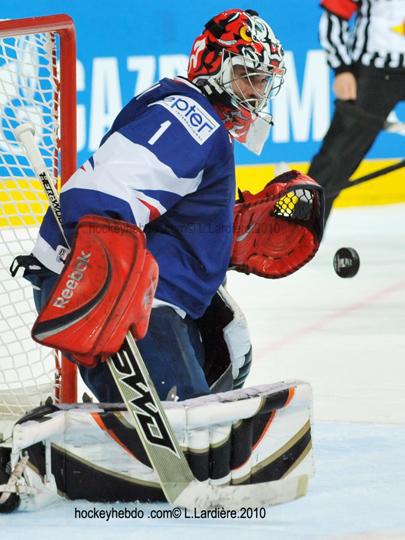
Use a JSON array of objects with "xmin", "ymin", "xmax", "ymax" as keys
[{"xmin": 308, "ymin": 0, "xmax": 405, "ymax": 222}]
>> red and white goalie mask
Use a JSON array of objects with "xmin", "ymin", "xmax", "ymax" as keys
[{"xmin": 187, "ymin": 9, "xmax": 285, "ymax": 155}]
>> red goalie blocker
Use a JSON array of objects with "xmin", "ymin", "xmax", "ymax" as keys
[
  {"xmin": 32, "ymin": 215, "xmax": 159, "ymax": 368},
  {"xmin": 231, "ymin": 170, "xmax": 324, "ymax": 278}
]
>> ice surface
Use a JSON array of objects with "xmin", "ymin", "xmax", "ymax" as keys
[
  {"xmin": 230, "ymin": 203, "xmax": 405, "ymax": 425},
  {"xmin": 3, "ymin": 205, "xmax": 405, "ymax": 538}
]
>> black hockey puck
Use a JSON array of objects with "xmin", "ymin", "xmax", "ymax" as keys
[{"xmin": 333, "ymin": 247, "xmax": 360, "ymax": 278}]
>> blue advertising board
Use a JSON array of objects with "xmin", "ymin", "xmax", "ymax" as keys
[{"xmin": 3, "ymin": 0, "xmax": 404, "ymax": 171}]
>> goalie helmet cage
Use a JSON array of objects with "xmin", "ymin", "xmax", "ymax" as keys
[{"xmin": 0, "ymin": 14, "xmax": 77, "ymax": 420}]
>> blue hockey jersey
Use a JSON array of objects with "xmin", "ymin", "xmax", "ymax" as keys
[{"xmin": 33, "ymin": 77, "xmax": 235, "ymax": 319}]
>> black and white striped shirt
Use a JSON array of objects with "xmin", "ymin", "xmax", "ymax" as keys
[{"xmin": 320, "ymin": 0, "xmax": 405, "ymax": 72}]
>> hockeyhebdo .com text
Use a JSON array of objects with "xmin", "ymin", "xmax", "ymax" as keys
[
  {"xmin": 88, "ymin": 222, "xmax": 283, "ymax": 236},
  {"xmin": 74, "ymin": 505, "xmax": 268, "ymax": 521}
]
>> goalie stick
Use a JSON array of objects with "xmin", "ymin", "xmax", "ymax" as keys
[
  {"xmin": 13, "ymin": 122, "xmax": 197, "ymax": 505},
  {"xmin": 11, "ymin": 123, "xmax": 308, "ymax": 510}
]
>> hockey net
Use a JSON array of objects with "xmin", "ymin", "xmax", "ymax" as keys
[{"xmin": 0, "ymin": 15, "xmax": 77, "ymax": 421}]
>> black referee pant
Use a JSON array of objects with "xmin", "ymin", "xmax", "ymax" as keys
[{"xmin": 308, "ymin": 66, "xmax": 405, "ymax": 222}]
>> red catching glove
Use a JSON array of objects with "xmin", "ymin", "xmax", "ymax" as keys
[
  {"xmin": 32, "ymin": 215, "xmax": 159, "ymax": 368},
  {"xmin": 231, "ymin": 170, "xmax": 324, "ymax": 278}
]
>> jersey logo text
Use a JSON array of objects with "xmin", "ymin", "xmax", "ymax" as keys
[{"xmin": 154, "ymin": 95, "xmax": 219, "ymax": 145}]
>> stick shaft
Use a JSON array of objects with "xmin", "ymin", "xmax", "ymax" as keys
[
  {"xmin": 347, "ymin": 159, "xmax": 405, "ymax": 188},
  {"xmin": 107, "ymin": 334, "xmax": 195, "ymax": 502},
  {"xmin": 14, "ymin": 124, "xmax": 69, "ymax": 247},
  {"xmin": 328, "ymin": 159, "xmax": 405, "ymax": 198}
]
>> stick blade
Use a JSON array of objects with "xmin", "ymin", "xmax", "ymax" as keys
[{"xmin": 174, "ymin": 474, "xmax": 309, "ymax": 510}]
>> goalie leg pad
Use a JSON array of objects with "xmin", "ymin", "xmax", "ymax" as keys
[
  {"xmin": 32, "ymin": 215, "xmax": 159, "ymax": 368},
  {"xmin": 4, "ymin": 382, "xmax": 313, "ymax": 509}
]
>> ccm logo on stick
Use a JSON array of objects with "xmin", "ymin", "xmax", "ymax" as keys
[
  {"xmin": 53, "ymin": 251, "xmax": 91, "ymax": 308},
  {"xmin": 154, "ymin": 95, "xmax": 219, "ymax": 144}
]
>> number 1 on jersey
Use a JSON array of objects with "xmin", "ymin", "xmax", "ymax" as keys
[{"xmin": 148, "ymin": 120, "xmax": 171, "ymax": 145}]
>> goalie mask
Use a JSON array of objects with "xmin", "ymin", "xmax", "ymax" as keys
[{"xmin": 187, "ymin": 9, "xmax": 285, "ymax": 154}]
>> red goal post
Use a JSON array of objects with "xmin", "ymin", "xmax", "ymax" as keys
[{"xmin": 0, "ymin": 14, "xmax": 77, "ymax": 417}]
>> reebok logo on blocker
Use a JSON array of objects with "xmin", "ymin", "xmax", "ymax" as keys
[
  {"xmin": 154, "ymin": 95, "xmax": 219, "ymax": 144},
  {"xmin": 53, "ymin": 251, "xmax": 91, "ymax": 308}
]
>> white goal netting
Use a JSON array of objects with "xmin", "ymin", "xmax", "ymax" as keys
[{"xmin": 0, "ymin": 30, "xmax": 61, "ymax": 419}]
